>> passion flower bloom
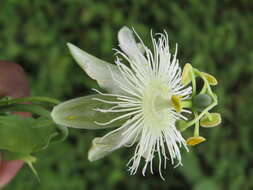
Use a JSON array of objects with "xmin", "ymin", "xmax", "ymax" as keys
[{"xmin": 52, "ymin": 26, "xmax": 192, "ymax": 178}]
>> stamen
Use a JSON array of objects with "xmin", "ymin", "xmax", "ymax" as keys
[{"xmin": 92, "ymin": 28, "xmax": 192, "ymax": 178}]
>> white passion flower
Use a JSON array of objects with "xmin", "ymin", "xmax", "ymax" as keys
[{"xmin": 64, "ymin": 27, "xmax": 192, "ymax": 178}]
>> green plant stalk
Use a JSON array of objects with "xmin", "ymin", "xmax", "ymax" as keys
[
  {"xmin": 200, "ymin": 82, "xmax": 207, "ymax": 94},
  {"xmin": 193, "ymin": 111, "xmax": 199, "ymax": 136},
  {"xmin": 180, "ymin": 98, "xmax": 217, "ymax": 131},
  {"xmin": 205, "ymin": 111, "xmax": 213, "ymax": 121},
  {"xmin": 0, "ymin": 104, "xmax": 51, "ymax": 118},
  {"xmin": 194, "ymin": 69, "xmax": 216, "ymax": 100},
  {"xmin": 0, "ymin": 96, "xmax": 60, "ymax": 106}
]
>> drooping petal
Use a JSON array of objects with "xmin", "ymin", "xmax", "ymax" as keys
[
  {"xmin": 67, "ymin": 43, "xmax": 125, "ymax": 94},
  {"xmin": 88, "ymin": 114, "xmax": 142, "ymax": 161},
  {"xmin": 88, "ymin": 131, "xmax": 123, "ymax": 161}
]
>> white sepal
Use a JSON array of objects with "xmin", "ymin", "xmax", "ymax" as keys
[
  {"xmin": 67, "ymin": 43, "xmax": 125, "ymax": 94},
  {"xmin": 118, "ymin": 26, "xmax": 148, "ymax": 65},
  {"xmin": 88, "ymin": 132, "xmax": 123, "ymax": 161}
]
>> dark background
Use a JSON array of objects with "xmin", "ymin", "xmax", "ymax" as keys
[{"xmin": 1, "ymin": 0, "xmax": 253, "ymax": 189}]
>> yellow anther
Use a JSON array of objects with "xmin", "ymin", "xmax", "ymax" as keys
[
  {"xmin": 181, "ymin": 63, "xmax": 192, "ymax": 85},
  {"xmin": 200, "ymin": 112, "xmax": 221, "ymax": 127},
  {"xmin": 186, "ymin": 136, "xmax": 206, "ymax": 146},
  {"xmin": 201, "ymin": 72, "xmax": 218, "ymax": 86},
  {"xmin": 171, "ymin": 95, "xmax": 182, "ymax": 113}
]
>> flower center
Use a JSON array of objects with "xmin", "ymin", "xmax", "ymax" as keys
[{"xmin": 142, "ymin": 78, "xmax": 174, "ymax": 131}]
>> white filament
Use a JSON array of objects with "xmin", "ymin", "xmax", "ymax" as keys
[{"xmin": 95, "ymin": 30, "xmax": 192, "ymax": 179}]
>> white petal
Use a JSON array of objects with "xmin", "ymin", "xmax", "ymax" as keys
[
  {"xmin": 67, "ymin": 43, "xmax": 125, "ymax": 94},
  {"xmin": 88, "ymin": 131, "xmax": 124, "ymax": 161},
  {"xmin": 118, "ymin": 26, "xmax": 147, "ymax": 63}
]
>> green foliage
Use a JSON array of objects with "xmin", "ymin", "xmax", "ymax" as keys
[
  {"xmin": 0, "ymin": 115, "xmax": 58, "ymax": 154},
  {"xmin": 0, "ymin": 0, "xmax": 252, "ymax": 189}
]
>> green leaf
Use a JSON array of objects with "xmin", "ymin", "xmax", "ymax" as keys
[
  {"xmin": 0, "ymin": 115, "xmax": 67, "ymax": 154},
  {"xmin": 1, "ymin": 150, "xmax": 28, "ymax": 161},
  {"xmin": 51, "ymin": 94, "xmax": 127, "ymax": 129},
  {"xmin": 1, "ymin": 151, "xmax": 39, "ymax": 181}
]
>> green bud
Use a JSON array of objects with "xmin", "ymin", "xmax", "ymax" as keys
[{"xmin": 193, "ymin": 94, "xmax": 212, "ymax": 112}]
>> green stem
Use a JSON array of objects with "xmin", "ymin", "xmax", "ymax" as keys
[
  {"xmin": 205, "ymin": 111, "xmax": 212, "ymax": 121},
  {"xmin": 200, "ymin": 82, "xmax": 207, "ymax": 94},
  {"xmin": 0, "ymin": 104, "xmax": 51, "ymax": 118},
  {"xmin": 180, "ymin": 99, "xmax": 217, "ymax": 131},
  {"xmin": 178, "ymin": 68, "xmax": 218, "ymax": 132},
  {"xmin": 193, "ymin": 111, "xmax": 199, "ymax": 136},
  {"xmin": 194, "ymin": 69, "xmax": 217, "ymax": 100},
  {"xmin": 0, "ymin": 96, "xmax": 60, "ymax": 107}
]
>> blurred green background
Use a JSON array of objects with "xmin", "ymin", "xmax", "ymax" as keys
[{"xmin": 0, "ymin": 0, "xmax": 253, "ymax": 189}]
